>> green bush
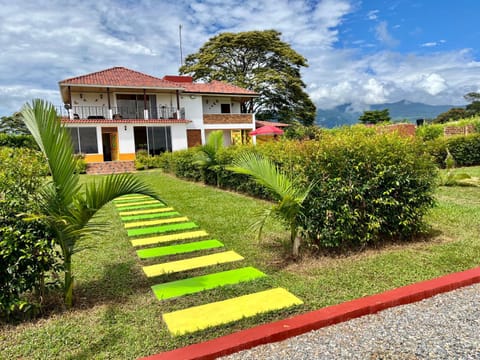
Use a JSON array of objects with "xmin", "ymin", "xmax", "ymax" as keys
[
  {"xmin": 424, "ymin": 134, "xmax": 480, "ymax": 168},
  {"xmin": 0, "ymin": 133, "xmax": 38, "ymax": 149},
  {"xmin": 74, "ymin": 154, "xmax": 87, "ymax": 174},
  {"xmin": 293, "ymin": 132, "xmax": 437, "ymax": 249},
  {"xmin": 0, "ymin": 147, "xmax": 60, "ymax": 321},
  {"xmin": 416, "ymin": 124, "xmax": 444, "ymax": 140}
]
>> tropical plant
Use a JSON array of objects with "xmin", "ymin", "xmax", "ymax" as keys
[
  {"xmin": 195, "ymin": 130, "xmax": 224, "ymax": 186},
  {"xmin": 228, "ymin": 152, "xmax": 313, "ymax": 257},
  {"xmin": 21, "ymin": 100, "xmax": 162, "ymax": 307}
]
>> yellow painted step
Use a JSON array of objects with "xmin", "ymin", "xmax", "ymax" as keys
[
  {"xmin": 131, "ymin": 230, "xmax": 209, "ymax": 247},
  {"xmin": 119, "ymin": 207, "xmax": 174, "ymax": 216},
  {"xmin": 124, "ymin": 216, "xmax": 189, "ymax": 229},
  {"xmin": 115, "ymin": 199, "xmax": 159, "ymax": 208},
  {"xmin": 143, "ymin": 251, "xmax": 243, "ymax": 277},
  {"xmin": 163, "ymin": 288, "xmax": 303, "ymax": 336}
]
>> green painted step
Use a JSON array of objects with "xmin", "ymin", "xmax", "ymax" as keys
[
  {"xmin": 143, "ymin": 251, "xmax": 244, "ymax": 277},
  {"xmin": 131, "ymin": 230, "xmax": 209, "ymax": 247},
  {"xmin": 121, "ymin": 211, "xmax": 180, "ymax": 222},
  {"xmin": 127, "ymin": 222, "xmax": 198, "ymax": 237},
  {"xmin": 116, "ymin": 203, "xmax": 165, "ymax": 211},
  {"xmin": 136, "ymin": 239, "xmax": 224, "ymax": 259},
  {"xmin": 115, "ymin": 199, "xmax": 160, "ymax": 208},
  {"xmin": 151, "ymin": 267, "xmax": 266, "ymax": 301},
  {"xmin": 163, "ymin": 288, "xmax": 303, "ymax": 336},
  {"xmin": 114, "ymin": 196, "xmax": 154, "ymax": 204}
]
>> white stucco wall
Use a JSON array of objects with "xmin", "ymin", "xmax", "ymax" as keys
[
  {"xmin": 118, "ymin": 125, "xmax": 135, "ymax": 154},
  {"xmin": 171, "ymin": 124, "xmax": 188, "ymax": 151},
  {"xmin": 180, "ymin": 95, "xmax": 203, "ymax": 128}
]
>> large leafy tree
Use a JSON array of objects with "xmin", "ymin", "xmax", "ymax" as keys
[
  {"xmin": 433, "ymin": 107, "xmax": 468, "ymax": 124},
  {"xmin": 0, "ymin": 113, "xmax": 30, "ymax": 134},
  {"xmin": 179, "ymin": 30, "xmax": 316, "ymax": 126},
  {"xmin": 21, "ymin": 100, "xmax": 162, "ymax": 307},
  {"xmin": 464, "ymin": 92, "xmax": 480, "ymax": 116},
  {"xmin": 358, "ymin": 109, "xmax": 391, "ymax": 124}
]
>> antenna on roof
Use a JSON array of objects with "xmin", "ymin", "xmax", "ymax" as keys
[{"xmin": 179, "ymin": 24, "xmax": 184, "ymax": 71}]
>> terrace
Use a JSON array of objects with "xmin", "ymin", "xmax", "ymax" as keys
[{"xmin": 57, "ymin": 105, "xmax": 186, "ymax": 121}]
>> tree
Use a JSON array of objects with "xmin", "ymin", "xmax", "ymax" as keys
[
  {"xmin": 464, "ymin": 92, "xmax": 480, "ymax": 116},
  {"xmin": 21, "ymin": 100, "xmax": 162, "ymax": 307},
  {"xmin": 179, "ymin": 30, "xmax": 316, "ymax": 126},
  {"xmin": 0, "ymin": 113, "xmax": 30, "ymax": 134},
  {"xmin": 228, "ymin": 152, "xmax": 313, "ymax": 257},
  {"xmin": 358, "ymin": 109, "xmax": 390, "ymax": 124},
  {"xmin": 433, "ymin": 108, "xmax": 467, "ymax": 124}
]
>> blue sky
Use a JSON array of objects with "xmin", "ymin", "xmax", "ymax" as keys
[{"xmin": 1, "ymin": 0, "xmax": 480, "ymax": 116}]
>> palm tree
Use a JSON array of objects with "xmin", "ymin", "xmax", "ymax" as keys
[
  {"xmin": 195, "ymin": 130, "xmax": 224, "ymax": 186},
  {"xmin": 228, "ymin": 152, "xmax": 313, "ymax": 257},
  {"xmin": 21, "ymin": 100, "xmax": 162, "ymax": 307}
]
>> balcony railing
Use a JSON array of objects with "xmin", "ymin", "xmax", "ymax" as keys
[{"xmin": 58, "ymin": 106, "xmax": 185, "ymax": 120}]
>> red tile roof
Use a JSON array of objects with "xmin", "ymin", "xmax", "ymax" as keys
[
  {"xmin": 61, "ymin": 117, "xmax": 190, "ymax": 124},
  {"xmin": 59, "ymin": 67, "xmax": 257, "ymax": 96},
  {"xmin": 256, "ymin": 120, "xmax": 290, "ymax": 128},
  {"xmin": 182, "ymin": 80, "xmax": 257, "ymax": 96},
  {"xmin": 59, "ymin": 67, "xmax": 181, "ymax": 89}
]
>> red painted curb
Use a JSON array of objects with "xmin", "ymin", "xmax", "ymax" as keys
[{"xmin": 140, "ymin": 267, "xmax": 480, "ymax": 360}]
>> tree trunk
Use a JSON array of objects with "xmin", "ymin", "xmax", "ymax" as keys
[
  {"xmin": 292, "ymin": 235, "xmax": 301, "ymax": 258},
  {"xmin": 64, "ymin": 253, "xmax": 74, "ymax": 308}
]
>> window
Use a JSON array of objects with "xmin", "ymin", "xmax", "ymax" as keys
[
  {"xmin": 68, "ymin": 127, "xmax": 98, "ymax": 154},
  {"xmin": 134, "ymin": 126, "xmax": 172, "ymax": 155},
  {"xmin": 220, "ymin": 104, "xmax": 231, "ymax": 114}
]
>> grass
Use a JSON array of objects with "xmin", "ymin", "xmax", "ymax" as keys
[{"xmin": 1, "ymin": 167, "xmax": 480, "ymax": 359}]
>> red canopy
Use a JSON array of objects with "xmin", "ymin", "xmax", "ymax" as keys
[{"xmin": 250, "ymin": 125, "xmax": 284, "ymax": 136}]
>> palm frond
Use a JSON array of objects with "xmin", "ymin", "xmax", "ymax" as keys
[
  {"xmin": 74, "ymin": 173, "xmax": 163, "ymax": 228},
  {"xmin": 228, "ymin": 152, "xmax": 308, "ymax": 202},
  {"xmin": 21, "ymin": 99, "xmax": 80, "ymax": 205}
]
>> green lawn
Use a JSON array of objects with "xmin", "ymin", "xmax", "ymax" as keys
[{"xmin": 1, "ymin": 167, "xmax": 480, "ymax": 359}]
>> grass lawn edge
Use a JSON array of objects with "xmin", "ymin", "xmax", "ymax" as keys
[{"xmin": 142, "ymin": 266, "xmax": 480, "ymax": 360}]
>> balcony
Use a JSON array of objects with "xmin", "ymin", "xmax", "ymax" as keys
[
  {"xmin": 58, "ymin": 106, "xmax": 185, "ymax": 120},
  {"xmin": 203, "ymin": 113, "xmax": 253, "ymax": 125}
]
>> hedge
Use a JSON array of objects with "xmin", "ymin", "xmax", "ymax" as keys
[
  {"xmin": 158, "ymin": 129, "xmax": 438, "ymax": 250},
  {"xmin": 424, "ymin": 133, "xmax": 480, "ymax": 168},
  {"xmin": 0, "ymin": 133, "xmax": 38, "ymax": 149}
]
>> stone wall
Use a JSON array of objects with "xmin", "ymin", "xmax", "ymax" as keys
[
  {"xmin": 443, "ymin": 124, "xmax": 475, "ymax": 137},
  {"xmin": 86, "ymin": 161, "xmax": 136, "ymax": 175}
]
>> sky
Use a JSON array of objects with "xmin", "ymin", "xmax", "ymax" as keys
[{"xmin": 1, "ymin": 0, "xmax": 480, "ymax": 116}]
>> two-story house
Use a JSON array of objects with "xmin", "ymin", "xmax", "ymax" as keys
[{"xmin": 58, "ymin": 67, "xmax": 257, "ymax": 173}]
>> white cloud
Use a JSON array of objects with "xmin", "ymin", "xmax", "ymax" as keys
[
  {"xmin": 367, "ymin": 9, "xmax": 379, "ymax": 20},
  {"xmin": 375, "ymin": 21, "xmax": 399, "ymax": 47},
  {"xmin": 0, "ymin": 0, "xmax": 479, "ymax": 117}
]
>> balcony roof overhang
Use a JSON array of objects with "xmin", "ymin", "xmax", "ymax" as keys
[{"xmin": 58, "ymin": 83, "xmax": 184, "ymax": 103}]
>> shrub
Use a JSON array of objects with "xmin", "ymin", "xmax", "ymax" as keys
[
  {"xmin": 424, "ymin": 134, "xmax": 480, "ymax": 168},
  {"xmin": 416, "ymin": 124, "xmax": 443, "ymax": 140},
  {"xmin": 0, "ymin": 147, "xmax": 60, "ymax": 321},
  {"xmin": 0, "ymin": 133, "xmax": 38, "ymax": 149},
  {"xmin": 74, "ymin": 154, "xmax": 87, "ymax": 174},
  {"xmin": 294, "ymin": 132, "xmax": 438, "ymax": 249}
]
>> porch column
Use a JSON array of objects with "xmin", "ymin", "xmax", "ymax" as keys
[
  {"xmin": 107, "ymin": 87, "xmax": 112, "ymax": 119},
  {"xmin": 176, "ymin": 90, "xmax": 180, "ymax": 119},
  {"xmin": 67, "ymin": 86, "xmax": 73, "ymax": 119},
  {"xmin": 143, "ymin": 89, "xmax": 148, "ymax": 120}
]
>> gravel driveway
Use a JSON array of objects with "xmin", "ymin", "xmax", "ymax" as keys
[{"xmin": 222, "ymin": 283, "xmax": 480, "ymax": 360}]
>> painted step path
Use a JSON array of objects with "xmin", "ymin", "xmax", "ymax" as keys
[{"xmin": 114, "ymin": 194, "xmax": 303, "ymax": 336}]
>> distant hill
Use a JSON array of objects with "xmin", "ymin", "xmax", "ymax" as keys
[{"xmin": 316, "ymin": 100, "xmax": 458, "ymax": 128}]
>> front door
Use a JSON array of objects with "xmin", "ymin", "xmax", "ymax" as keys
[{"xmin": 102, "ymin": 127, "xmax": 118, "ymax": 162}]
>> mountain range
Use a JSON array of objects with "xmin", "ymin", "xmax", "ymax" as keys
[{"xmin": 316, "ymin": 100, "xmax": 458, "ymax": 128}]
